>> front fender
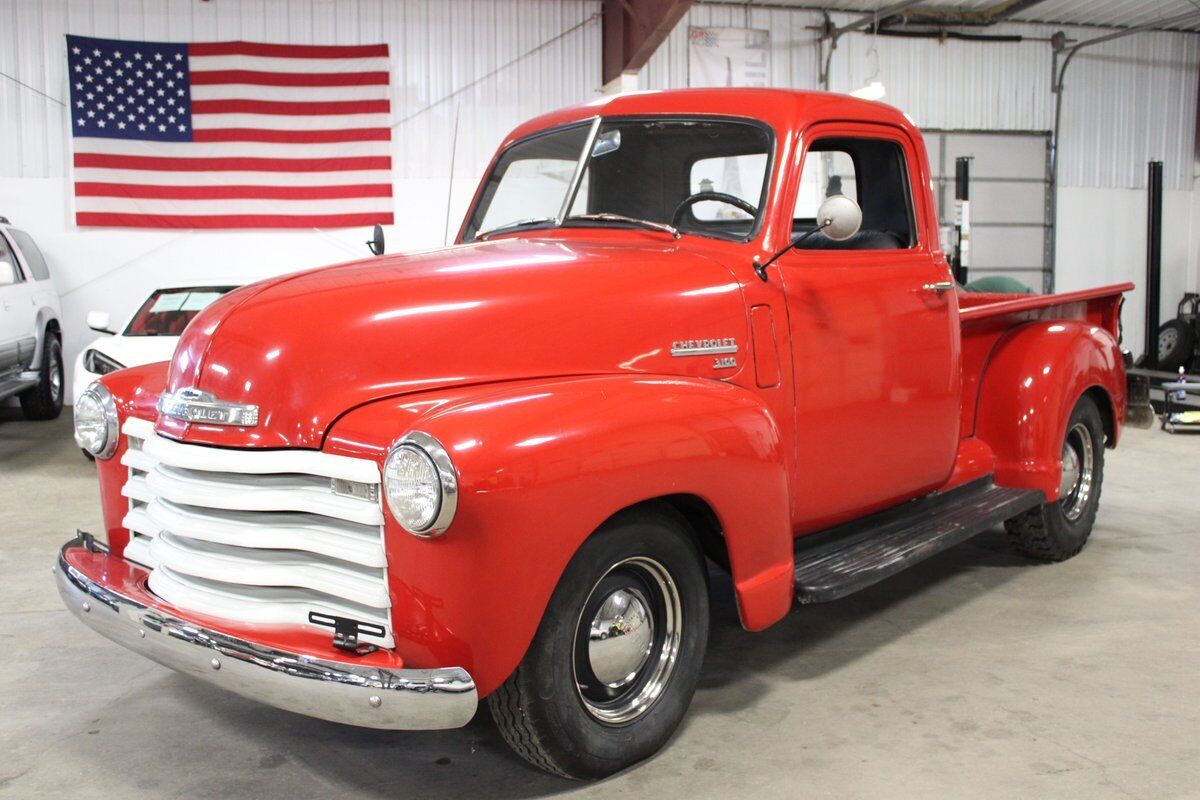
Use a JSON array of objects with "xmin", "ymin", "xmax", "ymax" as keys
[
  {"xmin": 974, "ymin": 320, "xmax": 1125, "ymax": 499},
  {"xmin": 326, "ymin": 375, "xmax": 793, "ymax": 696},
  {"xmin": 94, "ymin": 362, "xmax": 169, "ymax": 557}
]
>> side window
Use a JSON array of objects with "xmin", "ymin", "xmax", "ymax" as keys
[
  {"xmin": 0, "ymin": 236, "xmax": 20, "ymax": 286},
  {"xmin": 795, "ymin": 150, "xmax": 857, "ymax": 218},
  {"xmin": 6, "ymin": 229, "xmax": 49, "ymax": 281},
  {"xmin": 689, "ymin": 153, "xmax": 768, "ymax": 221},
  {"xmin": 793, "ymin": 137, "xmax": 915, "ymax": 250}
]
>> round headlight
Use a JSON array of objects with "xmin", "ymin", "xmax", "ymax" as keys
[
  {"xmin": 74, "ymin": 382, "xmax": 119, "ymax": 459},
  {"xmin": 383, "ymin": 432, "xmax": 457, "ymax": 537}
]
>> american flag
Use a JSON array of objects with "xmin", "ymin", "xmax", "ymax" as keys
[{"xmin": 66, "ymin": 34, "xmax": 393, "ymax": 229}]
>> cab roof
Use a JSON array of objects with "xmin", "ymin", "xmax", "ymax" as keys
[{"xmin": 502, "ymin": 88, "xmax": 915, "ymax": 148}]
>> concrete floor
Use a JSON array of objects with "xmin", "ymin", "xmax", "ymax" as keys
[{"xmin": 1, "ymin": 412, "xmax": 1196, "ymax": 799}]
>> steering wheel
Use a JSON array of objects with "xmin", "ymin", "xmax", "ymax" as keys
[{"xmin": 670, "ymin": 192, "xmax": 758, "ymax": 227}]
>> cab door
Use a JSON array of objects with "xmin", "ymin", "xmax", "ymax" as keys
[{"xmin": 775, "ymin": 124, "xmax": 961, "ymax": 532}]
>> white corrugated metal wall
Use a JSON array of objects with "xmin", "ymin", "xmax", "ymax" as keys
[
  {"xmin": 0, "ymin": 0, "xmax": 602, "ymax": 401},
  {"xmin": 2, "ymin": 0, "xmax": 1197, "ymax": 387},
  {"xmin": 640, "ymin": 6, "xmax": 1200, "ymax": 190},
  {"xmin": 639, "ymin": 3, "xmax": 1200, "ymax": 356},
  {"xmin": 1, "ymin": 0, "xmax": 602, "ymax": 182}
]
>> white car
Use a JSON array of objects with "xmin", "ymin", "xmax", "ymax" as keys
[
  {"xmin": 0, "ymin": 218, "xmax": 64, "ymax": 420},
  {"xmin": 73, "ymin": 283, "xmax": 241, "ymax": 404}
]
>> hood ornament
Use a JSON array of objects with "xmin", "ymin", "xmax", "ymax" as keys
[{"xmin": 159, "ymin": 387, "xmax": 259, "ymax": 427}]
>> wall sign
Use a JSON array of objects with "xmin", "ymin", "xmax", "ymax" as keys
[{"xmin": 688, "ymin": 27, "xmax": 771, "ymax": 88}]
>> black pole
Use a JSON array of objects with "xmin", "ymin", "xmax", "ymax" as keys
[
  {"xmin": 953, "ymin": 156, "xmax": 971, "ymax": 285},
  {"xmin": 1144, "ymin": 160, "xmax": 1163, "ymax": 369}
]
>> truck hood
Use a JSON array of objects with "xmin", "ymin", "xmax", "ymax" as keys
[{"xmin": 159, "ymin": 235, "xmax": 750, "ymax": 448}]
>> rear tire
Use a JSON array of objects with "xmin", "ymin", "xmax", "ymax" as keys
[
  {"xmin": 489, "ymin": 506, "xmax": 709, "ymax": 779},
  {"xmin": 1005, "ymin": 395, "xmax": 1105, "ymax": 561},
  {"xmin": 1156, "ymin": 319, "xmax": 1195, "ymax": 372},
  {"xmin": 19, "ymin": 332, "xmax": 63, "ymax": 421}
]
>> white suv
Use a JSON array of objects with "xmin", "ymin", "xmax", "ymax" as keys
[{"xmin": 0, "ymin": 218, "xmax": 64, "ymax": 420}]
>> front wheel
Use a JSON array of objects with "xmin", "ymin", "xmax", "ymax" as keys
[
  {"xmin": 1005, "ymin": 394, "xmax": 1105, "ymax": 561},
  {"xmin": 489, "ymin": 506, "xmax": 709, "ymax": 779}
]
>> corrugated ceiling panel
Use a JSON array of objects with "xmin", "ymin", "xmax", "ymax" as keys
[
  {"xmin": 641, "ymin": 6, "xmax": 1198, "ymax": 189},
  {"xmin": 0, "ymin": 0, "xmax": 602, "ymax": 182},
  {"xmin": 751, "ymin": 0, "xmax": 1200, "ymax": 30}
]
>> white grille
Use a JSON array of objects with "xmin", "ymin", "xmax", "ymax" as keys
[{"xmin": 119, "ymin": 417, "xmax": 393, "ymax": 647}]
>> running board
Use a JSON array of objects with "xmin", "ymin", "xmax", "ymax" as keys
[
  {"xmin": 0, "ymin": 371, "xmax": 38, "ymax": 400},
  {"xmin": 793, "ymin": 479, "xmax": 1044, "ymax": 605}
]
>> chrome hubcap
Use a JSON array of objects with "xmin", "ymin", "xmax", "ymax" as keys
[
  {"xmin": 1060, "ymin": 422, "xmax": 1095, "ymax": 521},
  {"xmin": 588, "ymin": 588, "xmax": 654, "ymax": 689},
  {"xmin": 573, "ymin": 556, "xmax": 682, "ymax": 725}
]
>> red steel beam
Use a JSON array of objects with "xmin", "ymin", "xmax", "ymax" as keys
[{"xmin": 602, "ymin": 0, "xmax": 694, "ymax": 85}]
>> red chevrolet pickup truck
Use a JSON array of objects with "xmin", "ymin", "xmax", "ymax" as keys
[{"xmin": 62, "ymin": 89, "xmax": 1145, "ymax": 779}]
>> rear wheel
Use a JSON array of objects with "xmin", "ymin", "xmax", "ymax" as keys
[
  {"xmin": 1005, "ymin": 395, "xmax": 1105, "ymax": 561},
  {"xmin": 19, "ymin": 331, "xmax": 63, "ymax": 421},
  {"xmin": 489, "ymin": 506, "xmax": 709, "ymax": 779}
]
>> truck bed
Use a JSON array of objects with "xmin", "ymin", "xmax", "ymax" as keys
[
  {"xmin": 957, "ymin": 282, "xmax": 1133, "ymax": 441},
  {"xmin": 957, "ymin": 282, "xmax": 1133, "ymax": 324}
]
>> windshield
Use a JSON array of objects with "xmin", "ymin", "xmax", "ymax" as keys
[
  {"xmin": 124, "ymin": 286, "xmax": 236, "ymax": 336},
  {"xmin": 464, "ymin": 118, "xmax": 772, "ymax": 243}
]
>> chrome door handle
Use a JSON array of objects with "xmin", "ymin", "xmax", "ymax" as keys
[{"xmin": 922, "ymin": 281, "xmax": 954, "ymax": 295}]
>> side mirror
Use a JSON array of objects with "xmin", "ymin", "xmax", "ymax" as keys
[
  {"xmin": 815, "ymin": 194, "xmax": 862, "ymax": 241},
  {"xmin": 753, "ymin": 194, "xmax": 865, "ymax": 283},
  {"xmin": 87, "ymin": 311, "xmax": 115, "ymax": 334},
  {"xmin": 366, "ymin": 224, "xmax": 385, "ymax": 256}
]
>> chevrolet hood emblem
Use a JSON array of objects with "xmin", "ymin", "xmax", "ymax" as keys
[{"xmin": 158, "ymin": 387, "xmax": 259, "ymax": 427}]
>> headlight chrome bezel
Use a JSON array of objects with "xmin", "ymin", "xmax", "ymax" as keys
[
  {"xmin": 74, "ymin": 381, "xmax": 120, "ymax": 459},
  {"xmin": 383, "ymin": 431, "xmax": 458, "ymax": 537},
  {"xmin": 83, "ymin": 348, "xmax": 125, "ymax": 376}
]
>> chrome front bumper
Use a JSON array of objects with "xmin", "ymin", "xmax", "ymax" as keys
[{"xmin": 55, "ymin": 536, "xmax": 477, "ymax": 730}]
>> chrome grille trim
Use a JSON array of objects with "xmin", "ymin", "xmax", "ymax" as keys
[{"xmin": 119, "ymin": 417, "xmax": 392, "ymax": 647}]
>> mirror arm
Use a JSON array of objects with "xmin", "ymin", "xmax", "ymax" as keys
[
  {"xmin": 753, "ymin": 220, "xmax": 830, "ymax": 282},
  {"xmin": 366, "ymin": 223, "xmax": 385, "ymax": 256}
]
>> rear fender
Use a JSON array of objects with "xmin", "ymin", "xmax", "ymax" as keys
[
  {"xmin": 326, "ymin": 375, "xmax": 793, "ymax": 696},
  {"xmin": 974, "ymin": 320, "xmax": 1125, "ymax": 498}
]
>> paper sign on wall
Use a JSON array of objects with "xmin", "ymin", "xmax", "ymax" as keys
[{"xmin": 687, "ymin": 27, "xmax": 771, "ymax": 88}]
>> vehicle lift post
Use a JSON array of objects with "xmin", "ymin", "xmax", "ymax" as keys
[
  {"xmin": 952, "ymin": 156, "xmax": 971, "ymax": 285},
  {"xmin": 1141, "ymin": 160, "xmax": 1163, "ymax": 369}
]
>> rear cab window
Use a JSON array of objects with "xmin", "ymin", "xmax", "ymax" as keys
[{"xmin": 689, "ymin": 153, "xmax": 769, "ymax": 223}]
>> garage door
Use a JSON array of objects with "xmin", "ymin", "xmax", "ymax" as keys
[{"xmin": 923, "ymin": 130, "xmax": 1053, "ymax": 294}]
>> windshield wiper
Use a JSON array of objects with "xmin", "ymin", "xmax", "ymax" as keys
[
  {"xmin": 476, "ymin": 216, "xmax": 556, "ymax": 240},
  {"xmin": 566, "ymin": 213, "xmax": 680, "ymax": 239}
]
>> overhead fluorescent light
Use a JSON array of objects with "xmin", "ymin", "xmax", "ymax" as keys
[{"xmin": 850, "ymin": 80, "xmax": 886, "ymax": 101}]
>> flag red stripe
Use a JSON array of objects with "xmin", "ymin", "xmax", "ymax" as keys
[
  {"xmin": 191, "ymin": 98, "xmax": 390, "ymax": 116},
  {"xmin": 190, "ymin": 69, "xmax": 389, "ymax": 87},
  {"xmin": 189, "ymin": 41, "xmax": 389, "ymax": 59},
  {"xmin": 74, "ymin": 153, "xmax": 391, "ymax": 172},
  {"xmin": 75, "ymin": 182, "xmax": 392, "ymax": 200},
  {"xmin": 193, "ymin": 128, "xmax": 390, "ymax": 143},
  {"xmin": 77, "ymin": 212, "xmax": 395, "ymax": 229}
]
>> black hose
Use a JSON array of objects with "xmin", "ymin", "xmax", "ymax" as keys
[{"xmin": 872, "ymin": 27, "xmax": 1025, "ymax": 43}]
